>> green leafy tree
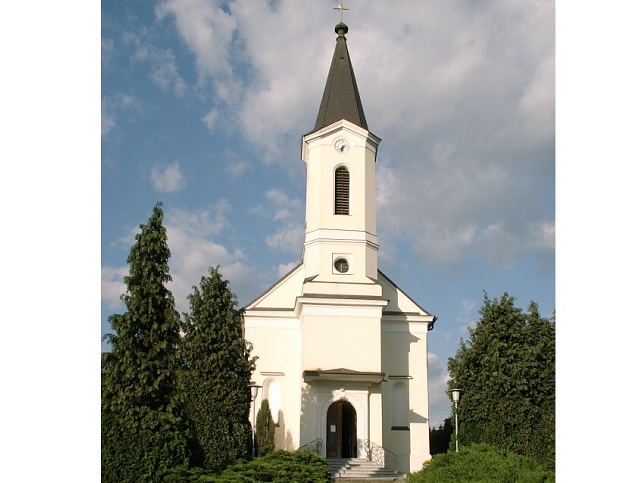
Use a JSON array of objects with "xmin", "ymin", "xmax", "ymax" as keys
[
  {"xmin": 102, "ymin": 203, "xmax": 190, "ymax": 482},
  {"xmin": 447, "ymin": 293, "xmax": 555, "ymax": 471},
  {"xmin": 181, "ymin": 266, "xmax": 257, "ymax": 470},
  {"xmin": 430, "ymin": 417, "xmax": 454, "ymax": 455},
  {"xmin": 255, "ymin": 399, "xmax": 276, "ymax": 456}
]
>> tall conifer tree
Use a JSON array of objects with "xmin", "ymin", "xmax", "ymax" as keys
[
  {"xmin": 181, "ymin": 266, "xmax": 256, "ymax": 469},
  {"xmin": 447, "ymin": 292, "xmax": 555, "ymax": 470},
  {"xmin": 255, "ymin": 399, "xmax": 276, "ymax": 456},
  {"xmin": 101, "ymin": 203, "xmax": 189, "ymax": 482}
]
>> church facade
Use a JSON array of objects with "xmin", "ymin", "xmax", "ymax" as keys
[{"xmin": 243, "ymin": 21, "xmax": 436, "ymax": 474}]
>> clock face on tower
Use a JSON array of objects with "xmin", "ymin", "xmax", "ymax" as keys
[{"xmin": 334, "ymin": 139, "xmax": 351, "ymax": 153}]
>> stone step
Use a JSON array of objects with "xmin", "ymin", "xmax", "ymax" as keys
[{"xmin": 326, "ymin": 458, "xmax": 400, "ymax": 480}]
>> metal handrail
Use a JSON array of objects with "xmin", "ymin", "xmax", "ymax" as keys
[
  {"xmin": 361, "ymin": 439, "xmax": 399, "ymax": 472},
  {"xmin": 297, "ymin": 438, "xmax": 323, "ymax": 455}
]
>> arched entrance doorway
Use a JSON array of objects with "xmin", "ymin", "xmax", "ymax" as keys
[{"xmin": 326, "ymin": 400, "xmax": 357, "ymax": 458}]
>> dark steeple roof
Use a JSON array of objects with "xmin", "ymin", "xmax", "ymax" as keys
[{"xmin": 313, "ymin": 22, "xmax": 368, "ymax": 132}]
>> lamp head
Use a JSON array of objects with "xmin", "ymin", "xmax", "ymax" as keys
[{"xmin": 249, "ymin": 383, "xmax": 262, "ymax": 400}]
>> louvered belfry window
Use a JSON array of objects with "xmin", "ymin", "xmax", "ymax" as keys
[{"xmin": 335, "ymin": 167, "xmax": 350, "ymax": 215}]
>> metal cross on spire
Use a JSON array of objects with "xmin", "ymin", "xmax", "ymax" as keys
[{"xmin": 334, "ymin": 1, "xmax": 349, "ymax": 23}]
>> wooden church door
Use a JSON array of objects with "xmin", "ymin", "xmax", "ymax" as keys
[{"xmin": 326, "ymin": 400, "xmax": 357, "ymax": 458}]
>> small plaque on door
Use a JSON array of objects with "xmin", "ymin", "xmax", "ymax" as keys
[{"xmin": 330, "ymin": 424, "xmax": 336, "ymax": 433}]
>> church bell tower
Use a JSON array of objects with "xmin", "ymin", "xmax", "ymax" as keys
[
  {"xmin": 243, "ymin": 14, "xmax": 435, "ymax": 474},
  {"xmin": 301, "ymin": 22, "xmax": 382, "ymax": 291}
]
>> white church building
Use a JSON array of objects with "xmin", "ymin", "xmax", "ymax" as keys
[{"xmin": 243, "ymin": 19, "xmax": 436, "ymax": 475}]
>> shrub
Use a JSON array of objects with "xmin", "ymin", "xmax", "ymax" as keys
[
  {"xmin": 219, "ymin": 451, "xmax": 331, "ymax": 482},
  {"xmin": 102, "ymin": 406, "xmax": 190, "ymax": 482},
  {"xmin": 255, "ymin": 399, "xmax": 276, "ymax": 456},
  {"xmin": 163, "ymin": 465, "xmax": 221, "ymax": 482},
  {"xmin": 406, "ymin": 443, "xmax": 554, "ymax": 483},
  {"xmin": 164, "ymin": 450, "xmax": 332, "ymax": 483}
]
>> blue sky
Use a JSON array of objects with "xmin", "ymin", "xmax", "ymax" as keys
[{"xmin": 101, "ymin": 0, "xmax": 554, "ymax": 430}]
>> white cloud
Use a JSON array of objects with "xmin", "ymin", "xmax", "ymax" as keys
[
  {"xmin": 456, "ymin": 299, "xmax": 479, "ymax": 335},
  {"xmin": 226, "ymin": 160, "xmax": 250, "ymax": 178},
  {"xmin": 149, "ymin": 49, "xmax": 187, "ymax": 97},
  {"xmin": 101, "ymin": 94, "xmax": 137, "ymax": 138},
  {"xmin": 166, "ymin": 201, "xmax": 229, "ymax": 238},
  {"xmin": 377, "ymin": 134, "xmax": 553, "ymax": 270},
  {"xmin": 122, "ymin": 30, "xmax": 187, "ymax": 97},
  {"xmin": 102, "ymin": 203, "xmax": 259, "ymax": 316},
  {"xmin": 151, "ymin": 162, "xmax": 187, "ymax": 193},
  {"xmin": 517, "ymin": 52, "xmax": 555, "ymax": 146},
  {"xmin": 473, "ymin": 220, "xmax": 556, "ymax": 270},
  {"xmin": 475, "ymin": 223, "xmax": 521, "ymax": 270},
  {"xmin": 527, "ymin": 220, "xmax": 556, "ymax": 257},
  {"xmin": 265, "ymin": 189, "xmax": 303, "ymax": 221},
  {"xmin": 460, "ymin": 299, "xmax": 477, "ymax": 315},
  {"xmin": 250, "ymin": 189, "xmax": 303, "ymax": 221},
  {"xmin": 155, "ymin": 0, "xmax": 237, "ymax": 88},
  {"xmin": 101, "ymin": 99, "xmax": 116, "ymax": 137},
  {"xmin": 164, "ymin": 206, "xmax": 256, "ymax": 314},
  {"xmin": 278, "ymin": 261, "xmax": 299, "ymax": 278},
  {"xmin": 102, "ymin": 37, "xmax": 115, "ymax": 67},
  {"xmin": 427, "ymin": 352, "xmax": 451, "ymax": 429},
  {"xmin": 202, "ymin": 107, "xmax": 218, "ymax": 131},
  {"xmin": 142, "ymin": 0, "xmax": 554, "ymax": 274},
  {"xmin": 250, "ymin": 189, "xmax": 304, "ymax": 254},
  {"xmin": 231, "ymin": 1, "xmax": 330, "ymax": 162},
  {"xmin": 101, "ymin": 266, "xmax": 128, "ymax": 309},
  {"xmin": 266, "ymin": 225, "xmax": 303, "ymax": 254}
]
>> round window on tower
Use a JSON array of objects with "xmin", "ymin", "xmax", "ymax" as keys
[{"xmin": 334, "ymin": 258, "xmax": 349, "ymax": 274}]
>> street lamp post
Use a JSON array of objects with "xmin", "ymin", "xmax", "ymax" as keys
[
  {"xmin": 249, "ymin": 384, "xmax": 262, "ymax": 457},
  {"xmin": 449, "ymin": 388, "xmax": 462, "ymax": 452}
]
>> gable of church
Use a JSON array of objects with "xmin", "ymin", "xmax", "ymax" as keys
[
  {"xmin": 378, "ymin": 270, "xmax": 433, "ymax": 317},
  {"xmin": 245, "ymin": 263, "xmax": 304, "ymax": 311}
]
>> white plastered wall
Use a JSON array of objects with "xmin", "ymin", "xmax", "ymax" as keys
[
  {"xmin": 298, "ymin": 301, "xmax": 384, "ymax": 373},
  {"xmin": 244, "ymin": 314, "xmax": 302, "ymax": 450},
  {"xmin": 381, "ymin": 320, "xmax": 431, "ymax": 474}
]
